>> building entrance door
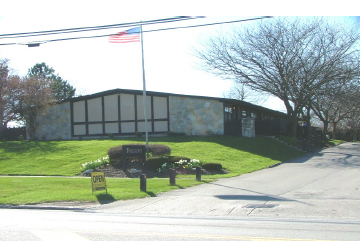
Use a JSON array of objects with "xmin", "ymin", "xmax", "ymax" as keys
[{"xmin": 224, "ymin": 105, "xmax": 242, "ymax": 136}]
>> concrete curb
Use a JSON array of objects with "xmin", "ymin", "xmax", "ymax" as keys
[
  {"xmin": 0, "ymin": 201, "xmax": 100, "ymax": 211},
  {"xmin": 0, "ymin": 204, "xmax": 85, "ymax": 211}
]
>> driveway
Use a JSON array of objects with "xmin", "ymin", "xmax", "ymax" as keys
[{"xmin": 95, "ymin": 142, "xmax": 360, "ymax": 220}]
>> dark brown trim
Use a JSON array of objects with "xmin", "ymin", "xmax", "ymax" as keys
[
  {"xmin": 101, "ymin": 96, "xmax": 105, "ymax": 134},
  {"xmin": 134, "ymin": 94, "xmax": 138, "ymax": 132},
  {"xmin": 85, "ymin": 100, "xmax": 89, "ymax": 135},
  {"xmin": 118, "ymin": 94, "xmax": 121, "ymax": 133},
  {"xmin": 70, "ymin": 100, "xmax": 74, "ymax": 137}
]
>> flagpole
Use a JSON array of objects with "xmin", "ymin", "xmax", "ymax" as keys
[{"xmin": 140, "ymin": 23, "xmax": 149, "ymax": 158}]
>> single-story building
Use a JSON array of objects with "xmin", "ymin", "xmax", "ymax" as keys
[{"xmin": 32, "ymin": 88, "xmax": 288, "ymax": 140}]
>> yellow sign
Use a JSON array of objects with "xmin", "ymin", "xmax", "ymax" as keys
[{"xmin": 91, "ymin": 172, "xmax": 107, "ymax": 193}]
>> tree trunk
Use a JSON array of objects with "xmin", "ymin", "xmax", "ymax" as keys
[
  {"xmin": 284, "ymin": 101, "xmax": 299, "ymax": 137},
  {"xmin": 352, "ymin": 131, "xmax": 357, "ymax": 141},
  {"xmin": 289, "ymin": 114, "xmax": 299, "ymax": 137},
  {"xmin": 26, "ymin": 108, "xmax": 37, "ymax": 140},
  {"xmin": 323, "ymin": 120, "xmax": 329, "ymax": 141},
  {"xmin": 305, "ymin": 106, "xmax": 312, "ymax": 140},
  {"xmin": 332, "ymin": 122, "xmax": 337, "ymax": 140}
]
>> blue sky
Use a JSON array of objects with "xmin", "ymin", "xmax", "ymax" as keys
[{"xmin": 0, "ymin": 1, "xmax": 359, "ymax": 116}]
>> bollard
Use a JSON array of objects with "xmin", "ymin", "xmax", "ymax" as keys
[
  {"xmin": 140, "ymin": 173, "xmax": 147, "ymax": 192},
  {"xmin": 169, "ymin": 168, "xmax": 176, "ymax": 186},
  {"xmin": 196, "ymin": 166, "xmax": 201, "ymax": 181}
]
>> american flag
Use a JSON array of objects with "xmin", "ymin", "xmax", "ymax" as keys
[{"xmin": 109, "ymin": 27, "xmax": 140, "ymax": 43}]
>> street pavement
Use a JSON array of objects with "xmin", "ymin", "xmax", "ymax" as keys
[
  {"xmin": 92, "ymin": 142, "xmax": 360, "ymax": 220},
  {"xmin": 16, "ymin": 142, "xmax": 359, "ymax": 221}
]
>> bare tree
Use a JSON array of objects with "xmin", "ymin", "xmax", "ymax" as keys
[
  {"xmin": 223, "ymin": 83, "xmax": 247, "ymax": 100},
  {"xmin": 223, "ymin": 82, "xmax": 271, "ymax": 107},
  {"xmin": 195, "ymin": 17, "xmax": 360, "ymax": 137},
  {"xmin": 329, "ymin": 81, "xmax": 360, "ymax": 139},
  {"xmin": 338, "ymin": 108, "xmax": 360, "ymax": 141},
  {"xmin": 311, "ymin": 72, "xmax": 359, "ymax": 140}
]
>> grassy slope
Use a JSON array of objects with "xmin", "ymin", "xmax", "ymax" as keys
[{"xmin": 0, "ymin": 136, "xmax": 304, "ymax": 177}]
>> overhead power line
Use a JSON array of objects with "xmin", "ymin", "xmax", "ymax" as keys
[
  {"xmin": 146, "ymin": 16, "xmax": 272, "ymax": 33},
  {"xmin": 0, "ymin": 16, "xmax": 272, "ymax": 46},
  {"xmin": 0, "ymin": 16, "xmax": 198, "ymax": 39}
]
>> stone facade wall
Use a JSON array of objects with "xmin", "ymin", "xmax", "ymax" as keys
[
  {"xmin": 34, "ymin": 102, "xmax": 71, "ymax": 140},
  {"xmin": 32, "ymin": 95, "xmax": 257, "ymax": 139},
  {"xmin": 242, "ymin": 117, "xmax": 255, "ymax": 138},
  {"xmin": 169, "ymin": 96, "xmax": 224, "ymax": 135}
]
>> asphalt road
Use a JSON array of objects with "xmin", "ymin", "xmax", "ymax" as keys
[
  {"xmin": 96, "ymin": 142, "xmax": 360, "ymax": 220},
  {"xmin": 1, "ymin": 142, "xmax": 359, "ymax": 241}
]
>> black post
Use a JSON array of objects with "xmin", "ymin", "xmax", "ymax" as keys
[
  {"xmin": 169, "ymin": 168, "xmax": 176, "ymax": 186},
  {"xmin": 196, "ymin": 166, "xmax": 201, "ymax": 181},
  {"xmin": 140, "ymin": 173, "xmax": 147, "ymax": 192}
]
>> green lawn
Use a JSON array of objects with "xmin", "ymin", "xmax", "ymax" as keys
[
  {"xmin": 0, "ymin": 176, "xmax": 208, "ymax": 205},
  {"xmin": 0, "ymin": 136, "xmax": 305, "ymax": 205},
  {"xmin": 327, "ymin": 139, "xmax": 345, "ymax": 146}
]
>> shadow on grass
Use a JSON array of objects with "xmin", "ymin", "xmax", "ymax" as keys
[
  {"xmin": 117, "ymin": 135, "xmax": 305, "ymax": 163},
  {"xmin": 96, "ymin": 193, "xmax": 116, "ymax": 204},
  {"xmin": 0, "ymin": 140, "xmax": 67, "ymax": 154},
  {"xmin": 144, "ymin": 191, "xmax": 157, "ymax": 197}
]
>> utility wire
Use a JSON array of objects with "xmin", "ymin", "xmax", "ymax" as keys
[
  {"xmin": 146, "ymin": 16, "xmax": 272, "ymax": 33},
  {"xmin": 0, "ymin": 16, "xmax": 198, "ymax": 39},
  {"xmin": 0, "ymin": 16, "xmax": 272, "ymax": 46}
]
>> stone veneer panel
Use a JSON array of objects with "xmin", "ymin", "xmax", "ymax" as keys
[
  {"xmin": 169, "ymin": 96, "xmax": 224, "ymax": 135},
  {"xmin": 242, "ymin": 117, "xmax": 255, "ymax": 138},
  {"xmin": 34, "ymin": 102, "xmax": 71, "ymax": 140}
]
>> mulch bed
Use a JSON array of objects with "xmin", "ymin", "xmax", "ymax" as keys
[{"xmin": 80, "ymin": 163, "xmax": 229, "ymax": 178}]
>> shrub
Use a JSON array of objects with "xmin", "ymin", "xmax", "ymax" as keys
[
  {"xmin": 157, "ymin": 162, "xmax": 175, "ymax": 173},
  {"xmin": 147, "ymin": 157, "xmax": 170, "ymax": 170},
  {"xmin": 107, "ymin": 145, "xmax": 123, "ymax": 163},
  {"xmin": 149, "ymin": 144, "xmax": 171, "ymax": 157},
  {"xmin": 202, "ymin": 163, "xmax": 222, "ymax": 170}
]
